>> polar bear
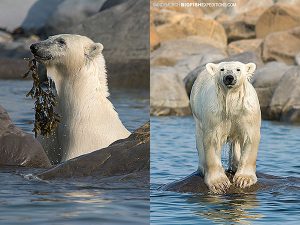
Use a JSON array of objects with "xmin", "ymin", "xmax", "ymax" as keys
[
  {"xmin": 190, "ymin": 61, "xmax": 261, "ymax": 194},
  {"xmin": 30, "ymin": 34, "xmax": 131, "ymax": 163}
]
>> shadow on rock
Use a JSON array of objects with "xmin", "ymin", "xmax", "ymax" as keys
[
  {"xmin": 37, "ymin": 122, "xmax": 150, "ymax": 185},
  {"xmin": 160, "ymin": 171, "xmax": 300, "ymax": 194}
]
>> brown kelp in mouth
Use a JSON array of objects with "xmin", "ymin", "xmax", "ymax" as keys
[{"xmin": 23, "ymin": 58, "xmax": 60, "ymax": 137}]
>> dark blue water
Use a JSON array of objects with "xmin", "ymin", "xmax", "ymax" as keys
[
  {"xmin": 151, "ymin": 116, "xmax": 300, "ymax": 225},
  {"xmin": 0, "ymin": 80, "xmax": 149, "ymax": 225}
]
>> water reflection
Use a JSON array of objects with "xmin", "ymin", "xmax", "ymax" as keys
[{"xmin": 188, "ymin": 193, "xmax": 262, "ymax": 224}]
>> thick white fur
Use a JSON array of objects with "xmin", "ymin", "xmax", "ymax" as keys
[
  {"xmin": 190, "ymin": 61, "xmax": 261, "ymax": 193},
  {"xmin": 38, "ymin": 34, "xmax": 130, "ymax": 163}
]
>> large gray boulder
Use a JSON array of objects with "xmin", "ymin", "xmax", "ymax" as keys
[
  {"xmin": 269, "ymin": 67, "xmax": 300, "ymax": 123},
  {"xmin": 0, "ymin": 105, "xmax": 51, "ymax": 168},
  {"xmin": 150, "ymin": 67, "xmax": 191, "ymax": 116},
  {"xmin": 37, "ymin": 122, "xmax": 149, "ymax": 180},
  {"xmin": 66, "ymin": 0, "xmax": 149, "ymax": 88},
  {"xmin": 161, "ymin": 171, "xmax": 300, "ymax": 194},
  {"xmin": 252, "ymin": 62, "xmax": 292, "ymax": 119},
  {"xmin": 151, "ymin": 37, "xmax": 226, "ymax": 67},
  {"xmin": 184, "ymin": 51, "xmax": 264, "ymax": 96}
]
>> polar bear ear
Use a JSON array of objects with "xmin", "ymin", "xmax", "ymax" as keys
[
  {"xmin": 85, "ymin": 43, "xmax": 104, "ymax": 59},
  {"xmin": 206, "ymin": 63, "xmax": 218, "ymax": 75},
  {"xmin": 245, "ymin": 63, "xmax": 256, "ymax": 78}
]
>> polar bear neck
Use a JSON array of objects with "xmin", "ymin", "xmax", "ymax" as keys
[{"xmin": 216, "ymin": 81, "xmax": 248, "ymax": 116}]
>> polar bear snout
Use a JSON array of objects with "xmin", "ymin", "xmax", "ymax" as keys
[
  {"xmin": 223, "ymin": 74, "xmax": 236, "ymax": 87},
  {"xmin": 30, "ymin": 43, "xmax": 53, "ymax": 61}
]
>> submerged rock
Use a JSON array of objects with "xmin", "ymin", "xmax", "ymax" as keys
[
  {"xmin": 160, "ymin": 171, "xmax": 300, "ymax": 194},
  {"xmin": 0, "ymin": 105, "xmax": 51, "ymax": 168},
  {"xmin": 37, "ymin": 122, "xmax": 150, "ymax": 180}
]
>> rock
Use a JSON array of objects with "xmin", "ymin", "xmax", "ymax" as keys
[
  {"xmin": 0, "ymin": 0, "xmax": 37, "ymax": 31},
  {"xmin": 42, "ymin": 0, "xmax": 106, "ymax": 37},
  {"xmin": 66, "ymin": 0, "xmax": 149, "ymax": 89},
  {"xmin": 227, "ymin": 39, "xmax": 263, "ymax": 56},
  {"xmin": 296, "ymin": 53, "xmax": 300, "ymax": 65},
  {"xmin": 256, "ymin": 4, "xmax": 300, "ymax": 38},
  {"xmin": 99, "ymin": 0, "xmax": 128, "ymax": 11},
  {"xmin": 151, "ymin": 37, "xmax": 226, "ymax": 67},
  {"xmin": 37, "ymin": 122, "xmax": 150, "ymax": 180},
  {"xmin": 150, "ymin": 66, "xmax": 191, "ymax": 116},
  {"xmin": 184, "ymin": 51, "xmax": 264, "ymax": 96},
  {"xmin": 252, "ymin": 62, "xmax": 292, "ymax": 119},
  {"xmin": 150, "ymin": 23, "xmax": 160, "ymax": 51},
  {"xmin": 154, "ymin": 10, "xmax": 227, "ymax": 49},
  {"xmin": 202, "ymin": 0, "xmax": 272, "ymax": 19},
  {"xmin": 160, "ymin": 171, "xmax": 300, "ymax": 194},
  {"xmin": 0, "ymin": 35, "xmax": 39, "ymax": 59},
  {"xmin": 269, "ymin": 67, "xmax": 300, "ymax": 123},
  {"xmin": 0, "ymin": 58, "xmax": 28, "ymax": 79},
  {"xmin": 21, "ymin": 0, "xmax": 64, "ymax": 34},
  {"xmin": 0, "ymin": 105, "xmax": 51, "ymax": 168},
  {"xmin": 262, "ymin": 27, "xmax": 300, "ymax": 65},
  {"xmin": 221, "ymin": 8, "xmax": 267, "ymax": 42},
  {"xmin": 0, "ymin": 30, "xmax": 12, "ymax": 43}
]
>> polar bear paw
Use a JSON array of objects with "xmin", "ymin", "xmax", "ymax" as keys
[
  {"xmin": 233, "ymin": 173, "xmax": 257, "ymax": 188},
  {"xmin": 205, "ymin": 173, "xmax": 231, "ymax": 194}
]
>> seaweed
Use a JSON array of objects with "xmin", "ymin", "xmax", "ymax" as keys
[{"xmin": 23, "ymin": 58, "xmax": 60, "ymax": 137}]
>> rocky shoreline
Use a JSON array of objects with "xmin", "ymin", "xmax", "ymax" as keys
[{"xmin": 150, "ymin": 0, "xmax": 300, "ymax": 123}]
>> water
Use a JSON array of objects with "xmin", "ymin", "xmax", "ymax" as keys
[
  {"xmin": 151, "ymin": 116, "xmax": 300, "ymax": 224},
  {"xmin": 0, "ymin": 80, "xmax": 149, "ymax": 225}
]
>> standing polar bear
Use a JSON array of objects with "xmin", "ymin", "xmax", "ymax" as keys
[
  {"xmin": 190, "ymin": 61, "xmax": 261, "ymax": 194},
  {"xmin": 30, "ymin": 34, "xmax": 130, "ymax": 163}
]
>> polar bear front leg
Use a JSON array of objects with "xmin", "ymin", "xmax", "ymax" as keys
[
  {"xmin": 203, "ymin": 134, "xmax": 231, "ymax": 194},
  {"xmin": 233, "ymin": 133, "xmax": 260, "ymax": 188}
]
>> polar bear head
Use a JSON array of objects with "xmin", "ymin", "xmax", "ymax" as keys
[
  {"xmin": 30, "ymin": 34, "xmax": 104, "ymax": 73},
  {"xmin": 206, "ymin": 61, "xmax": 256, "ymax": 90}
]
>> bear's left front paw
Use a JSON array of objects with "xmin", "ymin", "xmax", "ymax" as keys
[{"xmin": 233, "ymin": 174, "xmax": 257, "ymax": 188}]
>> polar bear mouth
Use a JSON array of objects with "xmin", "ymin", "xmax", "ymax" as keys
[{"xmin": 33, "ymin": 54, "xmax": 53, "ymax": 61}]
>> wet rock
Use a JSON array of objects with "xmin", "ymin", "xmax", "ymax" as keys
[
  {"xmin": 184, "ymin": 51, "xmax": 264, "ymax": 96},
  {"xmin": 0, "ymin": 105, "xmax": 51, "ymax": 168},
  {"xmin": 67, "ymin": 0, "xmax": 149, "ymax": 89},
  {"xmin": 269, "ymin": 67, "xmax": 300, "ymax": 123},
  {"xmin": 262, "ymin": 27, "xmax": 300, "ymax": 65},
  {"xmin": 252, "ymin": 62, "xmax": 292, "ymax": 119},
  {"xmin": 256, "ymin": 4, "xmax": 300, "ymax": 38},
  {"xmin": 151, "ymin": 37, "xmax": 226, "ymax": 67},
  {"xmin": 37, "ymin": 122, "xmax": 149, "ymax": 180},
  {"xmin": 160, "ymin": 171, "xmax": 300, "ymax": 194},
  {"xmin": 227, "ymin": 39, "xmax": 263, "ymax": 57},
  {"xmin": 0, "ymin": 58, "xmax": 28, "ymax": 79},
  {"xmin": 154, "ymin": 10, "xmax": 227, "ymax": 49},
  {"xmin": 150, "ymin": 66, "xmax": 191, "ymax": 116}
]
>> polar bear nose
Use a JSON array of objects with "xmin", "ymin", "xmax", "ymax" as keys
[
  {"xmin": 30, "ymin": 44, "xmax": 38, "ymax": 54},
  {"xmin": 223, "ymin": 75, "xmax": 235, "ymax": 85}
]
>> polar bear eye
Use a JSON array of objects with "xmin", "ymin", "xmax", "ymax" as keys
[
  {"xmin": 220, "ymin": 68, "xmax": 224, "ymax": 71},
  {"xmin": 237, "ymin": 68, "xmax": 240, "ymax": 71},
  {"xmin": 57, "ymin": 38, "xmax": 66, "ymax": 46}
]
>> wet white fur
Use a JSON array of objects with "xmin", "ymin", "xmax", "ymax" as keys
[
  {"xmin": 190, "ymin": 61, "xmax": 261, "ymax": 193},
  {"xmin": 39, "ymin": 34, "xmax": 130, "ymax": 163}
]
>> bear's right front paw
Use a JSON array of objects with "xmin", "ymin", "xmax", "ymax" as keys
[{"xmin": 204, "ymin": 174, "xmax": 231, "ymax": 194}]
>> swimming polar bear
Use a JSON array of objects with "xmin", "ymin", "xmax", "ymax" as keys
[
  {"xmin": 30, "ymin": 34, "xmax": 130, "ymax": 163},
  {"xmin": 190, "ymin": 61, "xmax": 261, "ymax": 194}
]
